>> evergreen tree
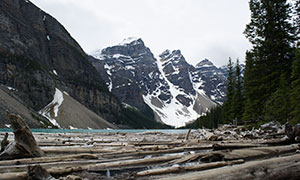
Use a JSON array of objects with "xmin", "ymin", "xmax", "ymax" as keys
[
  {"xmin": 232, "ymin": 59, "xmax": 244, "ymax": 124},
  {"xmin": 195, "ymin": 106, "xmax": 224, "ymax": 129},
  {"xmin": 243, "ymin": 51, "xmax": 261, "ymax": 123},
  {"xmin": 223, "ymin": 57, "xmax": 235, "ymax": 123},
  {"xmin": 290, "ymin": 49, "xmax": 300, "ymax": 124},
  {"xmin": 264, "ymin": 73, "xmax": 291, "ymax": 124},
  {"xmin": 243, "ymin": 0, "xmax": 295, "ymax": 122},
  {"xmin": 295, "ymin": 0, "xmax": 300, "ymax": 45}
]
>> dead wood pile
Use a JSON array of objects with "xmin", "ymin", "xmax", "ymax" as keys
[{"xmin": 0, "ymin": 116, "xmax": 299, "ymax": 180}]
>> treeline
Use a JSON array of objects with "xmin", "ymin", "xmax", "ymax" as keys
[{"xmin": 192, "ymin": 0, "xmax": 300, "ymax": 129}]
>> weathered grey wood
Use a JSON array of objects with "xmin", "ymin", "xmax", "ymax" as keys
[
  {"xmin": 0, "ymin": 133, "xmax": 9, "ymax": 152},
  {"xmin": 285, "ymin": 122, "xmax": 300, "ymax": 142},
  {"xmin": 0, "ymin": 114, "xmax": 44, "ymax": 160},
  {"xmin": 158, "ymin": 154, "xmax": 300, "ymax": 180},
  {"xmin": 223, "ymin": 144, "xmax": 298, "ymax": 161},
  {"xmin": 87, "ymin": 154, "xmax": 183, "ymax": 171},
  {"xmin": 212, "ymin": 143, "xmax": 266, "ymax": 151},
  {"xmin": 0, "ymin": 153, "xmax": 98, "ymax": 166},
  {"xmin": 185, "ymin": 129, "xmax": 192, "ymax": 140},
  {"xmin": 42, "ymin": 147, "xmax": 117, "ymax": 154},
  {"xmin": 27, "ymin": 165, "xmax": 57, "ymax": 180},
  {"xmin": 137, "ymin": 159, "xmax": 244, "ymax": 176}
]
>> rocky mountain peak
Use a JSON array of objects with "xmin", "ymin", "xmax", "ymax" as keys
[
  {"xmin": 93, "ymin": 37, "xmax": 153, "ymax": 61},
  {"xmin": 118, "ymin": 37, "xmax": 143, "ymax": 46},
  {"xmin": 90, "ymin": 39, "xmax": 227, "ymax": 127},
  {"xmin": 196, "ymin": 59, "xmax": 215, "ymax": 68},
  {"xmin": 159, "ymin": 49, "xmax": 185, "ymax": 64}
]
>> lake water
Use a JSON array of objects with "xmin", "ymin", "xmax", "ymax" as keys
[{"xmin": 0, "ymin": 128, "xmax": 192, "ymax": 134}]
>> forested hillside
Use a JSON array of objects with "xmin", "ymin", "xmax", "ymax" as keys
[{"xmin": 191, "ymin": 0, "xmax": 300, "ymax": 128}]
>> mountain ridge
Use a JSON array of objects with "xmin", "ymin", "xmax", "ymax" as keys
[
  {"xmin": 90, "ymin": 38, "xmax": 228, "ymax": 127},
  {"xmin": 0, "ymin": 0, "xmax": 131, "ymax": 129},
  {"xmin": 0, "ymin": 0, "xmax": 230, "ymax": 128}
]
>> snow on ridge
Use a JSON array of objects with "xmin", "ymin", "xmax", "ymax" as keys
[
  {"xmin": 38, "ymin": 88, "xmax": 64, "ymax": 128},
  {"xmin": 119, "ymin": 37, "xmax": 140, "ymax": 46},
  {"xmin": 141, "ymin": 56, "xmax": 199, "ymax": 128},
  {"xmin": 90, "ymin": 49, "xmax": 106, "ymax": 60}
]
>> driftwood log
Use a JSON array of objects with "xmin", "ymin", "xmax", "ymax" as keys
[
  {"xmin": 137, "ymin": 159, "xmax": 244, "ymax": 176},
  {"xmin": 0, "ymin": 133, "xmax": 9, "ymax": 152},
  {"xmin": 0, "ymin": 113, "xmax": 44, "ymax": 160},
  {"xmin": 158, "ymin": 154, "xmax": 300, "ymax": 180},
  {"xmin": 285, "ymin": 122, "xmax": 300, "ymax": 142},
  {"xmin": 27, "ymin": 165, "xmax": 57, "ymax": 180}
]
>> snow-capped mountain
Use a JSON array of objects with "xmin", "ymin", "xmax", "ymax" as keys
[
  {"xmin": 90, "ymin": 37, "xmax": 227, "ymax": 127},
  {"xmin": 192, "ymin": 59, "xmax": 227, "ymax": 103}
]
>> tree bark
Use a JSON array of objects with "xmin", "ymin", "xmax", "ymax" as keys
[
  {"xmin": 27, "ymin": 165, "xmax": 57, "ymax": 180},
  {"xmin": 158, "ymin": 154, "xmax": 300, "ymax": 180},
  {"xmin": 137, "ymin": 159, "xmax": 244, "ymax": 176},
  {"xmin": 0, "ymin": 113, "xmax": 44, "ymax": 160},
  {"xmin": 0, "ymin": 133, "xmax": 9, "ymax": 152}
]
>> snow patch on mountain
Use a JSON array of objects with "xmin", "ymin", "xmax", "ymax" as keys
[
  {"xmin": 90, "ymin": 38, "xmax": 227, "ymax": 127},
  {"xmin": 119, "ymin": 37, "xmax": 140, "ymax": 46},
  {"xmin": 140, "ymin": 57, "xmax": 199, "ymax": 127},
  {"xmin": 39, "ymin": 88, "xmax": 63, "ymax": 128}
]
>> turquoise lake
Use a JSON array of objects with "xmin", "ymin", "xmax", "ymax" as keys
[{"xmin": 0, "ymin": 128, "xmax": 192, "ymax": 134}]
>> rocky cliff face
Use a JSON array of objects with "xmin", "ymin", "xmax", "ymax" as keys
[
  {"xmin": 90, "ymin": 38, "xmax": 171, "ymax": 112},
  {"xmin": 0, "ymin": 0, "xmax": 121, "ymax": 128},
  {"xmin": 91, "ymin": 38, "xmax": 228, "ymax": 127},
  {"xmin": 192, "ymin": 59, "xmax": 227, "ymax": 104}
]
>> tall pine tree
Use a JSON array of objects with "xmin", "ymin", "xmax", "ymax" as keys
[
  {"xmin": 290, "ymin": 49, "xmax": 300, "ymax": 124},
  {"xmin": 289, "ymin": 0, "xmax": 300, "ymax": 124},
  {"xmin": 264, "ymin": 73, "xmax": 291, "ymax": 124},
  {"xmin": 224, "ymin": 57, "xmax": 235, "ymax": 123},
  {"xmin": 243, "ymin": 0, "xmax": 295, "ymax": 122},
  {"xmin": 232, "ymin": 59, "xmax": 244, "ymax": 124},
  {"xmin": 295, "ymin": 0, "xmax": 300, "ymax": 43}
]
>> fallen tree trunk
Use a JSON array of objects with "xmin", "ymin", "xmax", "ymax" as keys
[
  {"xmin": 223, "ymin": 144, "xmax": 298, "ymax": 161},
  {"xmin": 42, "ymin": 147, "xmax": 117, "ymax": 154},
  {"xmin": 0, "ymin": 153, "xmax": 98, "ymax": 166},
  {"xmin": 212, "ymin": 143, "xmax": 266, "ymax": 151},
  {"xmin": 87, "ymin": 154, "xmax": 183, "ymax": 171},
  {"xmin": 0, "ymin": 154, "xmax": 183, "ymax": 179},
  {"xmin": 101, "ymin": 145, "xmax": 211, "ymax": 159},
  {"xmin": 0, "ymin": 113, "xmax": 44, "ymax": 160},
  {"xmin": 137, "ymin": 159, "xmax": 244, "ymax": 176},
  {"xmin": 158, "ymin": 154, "xmax": 300, "ymax": 180}
]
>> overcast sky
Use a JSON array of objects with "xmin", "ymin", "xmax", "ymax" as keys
[{"xmin": 30, "ymin": 0, "xmax": 252, "ymax": 67}]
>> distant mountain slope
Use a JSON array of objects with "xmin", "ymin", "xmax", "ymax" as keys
[
  {"xmin": 91, "ymin": 38, "xmax": 228, "ymax": 127},
  {"xmin": 0, "ymin": 0, "xmax": 123, "ymax": 128},
  {"xmin": 0, "ymin": 86, "xmax": 44, "ymax": 128},
  {"xmin": 0, "ymin": 0, "xmax": 230, "ymax": 128},
  {"xmin": 39, "ymin": 88, "xmax": 118, "ymax": 129}
]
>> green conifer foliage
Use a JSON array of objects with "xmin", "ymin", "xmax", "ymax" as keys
[
  {"xmin": 223, "ymin": 57, "xmax": 235, "ymax": 123},
  {"xmin": 264, "ymin": 73, "xmax": 291, "ymax": 124},
  {"xmin": 232, "ymin": 59, "xmax": 244, "ymax": 124},
  {"xmin": 290, "ymin": 50, "xmax": 300, "ymax": 124},
  {"xmin": 243, "ymin": 0, "xmax": 295, "ymax": 122},
  {"xmin": 243, "ymin": 51, "xmax": 263, "ymax": 123}
]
